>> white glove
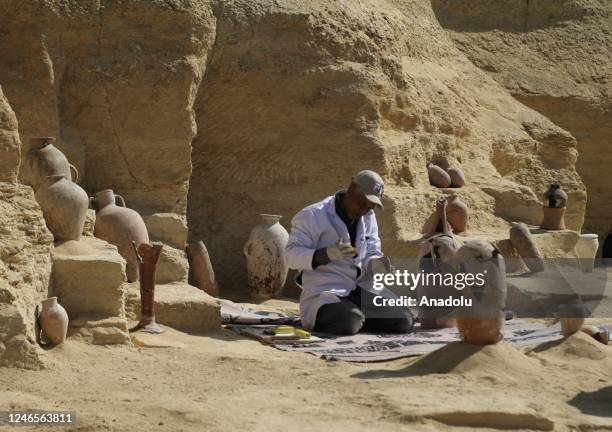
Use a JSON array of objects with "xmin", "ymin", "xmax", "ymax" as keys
[
  {"xmin": 367, "ymin": 257, "xmax": 393, "ymax": 275},
  {"xmin": 326, "ymin": 239, "xmax": 356, "ymax": 261}
]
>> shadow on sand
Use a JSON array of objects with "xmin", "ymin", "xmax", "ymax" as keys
[
  {"xmin": 568, "ymin": 386, "xmax": 612, "ymax": 418},
  {"xmin": 351, "ymin": 342, "xmax": 485, "ymax": 379}
]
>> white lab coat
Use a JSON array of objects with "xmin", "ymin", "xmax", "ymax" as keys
[{"xmin": 285, "ymin": 193, "xmax": 396, "ymax": 330}]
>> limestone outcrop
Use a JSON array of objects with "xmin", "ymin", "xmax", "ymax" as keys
[
  {"xmin": 0, "ymin": 0, "xmax": 595, "ymax": 301},
  {"xmin": 0, "ymin": 87, "xmax": 20, "ymax": 183},
  {"xmin": 52, "ymin": 238, "xmax": 126, "ymax": 321},
  {"xmin": 431, "ymin": 0, "xmax": 612, "ymax": 252},
  {"xmin": 0, "ymin": 88, "xmax": 53, "ymax": 368},
  {"xmin": 188, "ymin": 0, "xmax": 585, "ymax": 291},
  {"xmin": 143, "ymin": 213, "xmax": 188, "ymax": 250},
  {"xmin": 0, "ymin": 0, "xmax": 216, "ymax": 216},
  {"xmin": 0, "ymin": 183, "xmax": 54, "ymax": 368},
  {"xmin": 125, "ymin": 282, "xmax": 221, "ymax": 333}
]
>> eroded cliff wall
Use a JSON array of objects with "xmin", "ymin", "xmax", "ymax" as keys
[
  {"xmin": 0, "ymin": 87, "xmax": 53, "ymax": 369},
  {"xmin": 188, "ymin": 0, "xmax": 585, "ymax": 292},
  {"xmin": 0, "ymin": 0, "xmax": 216, "ymax": 214},
  {"xmin": 432, "ymin": 0, "xmax": 612, "ymax": 252},
  {"xmin": 0, "ymin": 0, "xmax": 590, "ymax": 300}
]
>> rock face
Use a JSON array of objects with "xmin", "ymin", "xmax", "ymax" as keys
[
  {"xmin": 143, "ymin": 213, "xmax": 188, "ymax": 250},
  {"xmin": 156, "ymin": 246, "xmax": 189, "ymax": 285},
  {"xmin": 52, "ymin": 237, "xmax": 127, "ymax": 320},
  {"xmin": 125, "ymin": 282, "xmax": 221, "ymax": 333},
  {"xmin": 431, "ymin": 0, "xmax": 612, "ymax": 249},
  {"xmin": 0, "ymin": 88, "xmax": 53, "ymax": 368},
  {"xmin": 0, "ymin": 183, "xmax": 53, "ymax": 368},
  {"xmin": 188, "ymin": 0, "xmax": 585, "ymax": 292},
  {"xmin": 142, "ymin": 213, "xmax": 190, "ymax": 285},
  {"xmin": 0, "ymin": 0, "xmax": 593, "ymax": 298},
  {"xmin": 0, "ymin": 87, "xmax": 20, "ymax": 183},
  {"xmin": 0, "ymin": 0, "xmax": 216, "ymax": 216}
]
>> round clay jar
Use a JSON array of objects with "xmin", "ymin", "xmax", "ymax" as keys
[
  {"xmin": 447, "ymin": 166, "xmax": 465, "ymax": 188},
  {"xmin": 541, "ymin": 206, "xmax": 566, "ymax": 230},
  {"xmin": 428, "ymin": 163, "xmax": 451, "ymax": 188}
]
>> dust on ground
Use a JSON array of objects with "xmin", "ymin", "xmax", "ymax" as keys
[{"xmin": 2, "ymin": 314, "xmax": 611, "ymax": 432}]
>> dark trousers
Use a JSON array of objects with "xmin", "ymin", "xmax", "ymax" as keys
[{"xmin": 313, "ymin": 287, "xmax": 414, "ymax": 335}]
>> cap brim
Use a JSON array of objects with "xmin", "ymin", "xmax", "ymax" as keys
[{"xmin": 364, "ymin": 194, "xmax": 384, "ymax": 210}]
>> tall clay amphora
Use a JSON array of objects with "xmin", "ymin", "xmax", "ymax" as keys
[
  {"xmin": 39, "ymin": 297, "xmax": 69, "ymax": 345},
  {"xmin": 446, "ymin": 194, "xmax": 469, "ymax": 233},
  {"xmin": 419, "ymin": 198, "xmax": 461, "ymax": 329},
  {"xmin": 35, "ymin": 175, "xmax": 88, "ymax": 241},
  {"xmin": 92, "ymin": 190, "xmax": 149, "ymax": 282},
  {"xmin": 25, "ymin": 137, "xmax": 79, "ymax": 190},
  {"xmin": 454, "ymin": 241, "xmax": 506, "ymax": 345},
  {"xmin": 133, "ymin": 242, "xmax": 164, "ymax": 334},
  {"xmin": 244, "ymin": 214, "xmax": 289, "ymax": 299},
  {"xmin": 576, "ymin": 234, "xmax": 599, "ymax": 272},
  {"xmin": 541, "ymin": 184, "xmax": 567, "ymax": 230}
]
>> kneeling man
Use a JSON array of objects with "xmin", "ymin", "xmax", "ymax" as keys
[{"xmin": 286, "ymin": 170, "xmax": 414, "ymax": 335}]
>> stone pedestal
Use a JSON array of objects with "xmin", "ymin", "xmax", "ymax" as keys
[
  {"xmin": 125, "ymin": 282, "xmax": 220, "ymax": 333},
  {"xmin": 143, "ymin": 213, "xmax": 187, "ymax": 249},
  {"xmin": 156, "ymin": 245, "xmax": 189, "ymax": 284},
  {"xmin": 52, "ymin": 237, "xmax": 129, "ymax": 344}
]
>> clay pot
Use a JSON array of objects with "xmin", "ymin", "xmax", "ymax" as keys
[
  {"xmin": 581, "ymin": 325, "xmax": 609, "ymax": 345},
  {"xmin": 186, "ymin": 241, "xmax": 219, "ymax": 297},
  {"xmin": 447, "ymin": 166, "xmax": 465, "ymax": 188},
  {"xmin": 509, "ymin": 222, "xmax": 544, "ymax": 273},
  {"xmin": 543, "ymin": 184, "xmax": 567, "ymax": 208},
  {"xmin": 457, "ymin": 313, "xmax": 505, "ymax": 345},
  {"xmin": 454, "ymin": 241, "xmax": 506, "ymax": 344},
  {"xmin": 244, "ymin": 214, "xmax": 289, "ymax": 299},
  {"xmin": 92, "ymin": 189, "xmax": 149, "ymax": 282},
  {"xmin": 446, "ymin": 194, "xmax": 468, "ymax": 233},
  {"xmin": 427, "ymin": 163, "xmax": 451, "ymax": 188},
  {"xmin": 39, "ymin": 297, "xmax": 69, "ymax": 345},
  {"xmin": 576, "ymin": 233, "xmax": 599, "ymax": 272},
  {"xmin": 560, "ymin": 317, "xmax": 585, "ymax": 337},
  {"xmin": 25, "ymin": 137, "xmax": 78, "ymax": 190},
  {"xmin": 541, "ymin": 206, "xmax": 566, "ymax": 230},
  {"xmin": 35, "ymin": 175, "xmax": 88, "ymax": 241}
]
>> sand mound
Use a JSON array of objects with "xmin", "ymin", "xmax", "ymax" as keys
[
  {"xmin": 527, "ymin": 331, "xmax": 612, "ymax": 365},
  {"xmin": 399, "ymin": 341, "xmax": 541, "ymax": 378}
]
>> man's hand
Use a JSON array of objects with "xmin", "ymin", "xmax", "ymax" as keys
[{"xmin": 326, "ymin": 239, "xmax": 356, "ymax": 261}]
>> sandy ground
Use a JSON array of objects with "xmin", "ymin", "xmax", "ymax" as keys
[{"xmin": 1, "ymin": 311, "xmax": 611, "ymax": 432}]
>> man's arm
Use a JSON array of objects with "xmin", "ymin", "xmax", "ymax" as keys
[
  {"xmin": 285, "ymin": 209, "xmax": 319, "ymax": 271},
  {"xmin": 363, "ymin": 213, "xmax": 384, "ymax": 270}
]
